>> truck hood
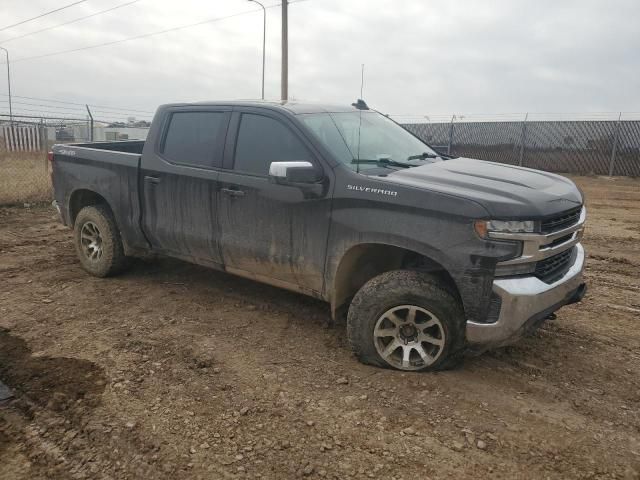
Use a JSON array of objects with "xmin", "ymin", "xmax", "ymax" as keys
[{"xmin": 386, "ymin": 158, "xmax": 583, "ymax": 218}]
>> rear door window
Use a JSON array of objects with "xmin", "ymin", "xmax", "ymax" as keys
[
  {"xmin": 233, "ymin": 114, "xmax": 311, "ymax": 175},
  {"xmin": 161, "ymin": 111, "xmax": 228, "ymax": 168}
]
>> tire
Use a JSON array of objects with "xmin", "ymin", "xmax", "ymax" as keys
[
  {"xmin": 73, "ymin": 205, "xmax": 131, "ymax": 277},
  {"xmin": 347, "ymin": 270, "xmax": 465, "ymax": 372}
]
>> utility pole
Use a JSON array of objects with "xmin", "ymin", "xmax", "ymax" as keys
[
  {"xmin": 0, "ymin": 46, "xmax": 12, "ymax": 124},
  {"xmin": 281, "ymin": 0, "xmax": 288, "ymax": 101},
  {"xmin": 248, "ymin": 0, "xmax": 266, "ymax": 99}
]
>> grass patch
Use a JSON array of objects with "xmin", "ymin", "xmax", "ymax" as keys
[{"xmin": 0, "ymin": 151, "xmax": 52, "ymax": 205}]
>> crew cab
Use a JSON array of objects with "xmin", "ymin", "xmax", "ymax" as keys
[{"xmin": 51, "ymin": 100, "xmax": 587, "ymax": 371}]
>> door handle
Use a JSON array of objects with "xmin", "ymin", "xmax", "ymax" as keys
[
  {"xmin": 220, "ymin": 187, "xmax": 246, "ymax": 197},
  {"xmin": 144, "ymin": 176, "xmax": 161, "ymax": 184}
]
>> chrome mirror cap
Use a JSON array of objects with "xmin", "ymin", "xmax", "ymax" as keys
[{"xmin": 269, "ymin": 161, "xmax": 314, "ymax": 178}]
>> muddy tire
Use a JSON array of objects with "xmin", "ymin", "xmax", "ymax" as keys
[
  {"xmin": 73, "ymin": 205, "xmax": 130, "ymax": 277},
  {"xmin": 347, "ymin": 270, "xmax": 465, "ymax": 372}
]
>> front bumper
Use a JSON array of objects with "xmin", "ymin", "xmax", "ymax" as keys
[{"xmin": 466, "ymin": 243, "xmax": 586, "ymax": 348}]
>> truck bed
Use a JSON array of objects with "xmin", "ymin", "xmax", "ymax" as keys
[{"xmin": 51, "ymin": 141, "xmax": 148, "ymax": 254}]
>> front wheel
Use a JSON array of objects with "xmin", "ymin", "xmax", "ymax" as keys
[{"xmin": 347, "ymin": 270, "xmax": 465, "ymax": 372}]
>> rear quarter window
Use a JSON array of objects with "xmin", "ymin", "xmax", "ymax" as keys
[{"xmin": 161, "ymin": 111, "xmax": 227, "ymax": 168}]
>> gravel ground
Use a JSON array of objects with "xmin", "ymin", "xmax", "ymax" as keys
[{"xmin": 0, "ymin": 175, "xmax": 639, "ymax": 480}]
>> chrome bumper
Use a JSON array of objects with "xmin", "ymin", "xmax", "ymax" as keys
[{"xmin": 466, "ymin": 243, "xmax": 586, "ymax": 347}]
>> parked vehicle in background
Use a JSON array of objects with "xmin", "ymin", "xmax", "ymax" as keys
[{"xmin": 50, "ymin": 100, "xmax": 587, "ymax": 371}]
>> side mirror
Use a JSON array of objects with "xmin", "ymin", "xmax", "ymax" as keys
[{"xmin": 268, "ymin": 161, "xmax": 320, "ymax": 184}]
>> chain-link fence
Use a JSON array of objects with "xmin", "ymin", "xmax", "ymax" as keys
[
  {"xmin": 0, "ymin": 114, "xmax": 149, "ymax": 205},
  {"xmin": 2, "ymin": 112, "xmax": 639, "ymax": 206},
  {"xmin": 399, "ymin": 114, "xmax": 640, "ymax": 176}
]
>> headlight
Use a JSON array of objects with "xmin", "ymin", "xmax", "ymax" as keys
[{"xmin": 474, "ymin": 219, "xmax": 536, "ymax": 238}]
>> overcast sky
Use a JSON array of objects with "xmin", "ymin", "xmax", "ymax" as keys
[{"xmin": 0, "ymin": 0, "xmax": 638, "ymax": 122}]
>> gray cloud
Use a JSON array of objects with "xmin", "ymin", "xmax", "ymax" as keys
[{"xmin": 1, "ymin": 0, "xmax": 638, "ymax": 121}]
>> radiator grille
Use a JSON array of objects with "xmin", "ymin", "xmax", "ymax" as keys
[{"xmin": 541, "ymin": 207, "xmax": 582, "ymax": 233}]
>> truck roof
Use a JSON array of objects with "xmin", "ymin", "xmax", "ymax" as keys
[{"xmin": 158, "ymin": 100, "xmax": 362, "ymax": 115}]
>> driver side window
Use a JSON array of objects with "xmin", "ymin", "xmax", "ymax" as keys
[{"xmin": 233, "ymin": 114, "xmax": 311, "ymax": 176}]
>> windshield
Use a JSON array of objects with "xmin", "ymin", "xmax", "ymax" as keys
[{"xmin": 300, "ymin": 111, "xmax": 440, "ymax": 172}]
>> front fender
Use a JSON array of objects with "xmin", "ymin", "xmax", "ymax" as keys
[{"xmin": 324, "ymin": 201, "xmax": 518, "ymax": 324}]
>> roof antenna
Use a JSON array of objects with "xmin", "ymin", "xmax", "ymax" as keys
[
  {"xmin": 352, "ymin": 64, "xmax": 369, "ymax": 111},
  {"xmin": 355, "ymin": 64, "xmax": 365, "ymax": 174}
]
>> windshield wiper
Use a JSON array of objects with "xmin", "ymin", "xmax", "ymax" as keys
[
  {"xmin": 351, "ymin": 158, "xmax": 413, "ymax": 169},
  {"xmin": 406, "ymin": 152, "xmax": 441, "ymax": 161}
]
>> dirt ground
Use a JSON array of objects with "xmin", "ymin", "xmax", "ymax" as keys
[{"xmin": 0, "ymin": 175, "xmax": 638, "ymax": 480}]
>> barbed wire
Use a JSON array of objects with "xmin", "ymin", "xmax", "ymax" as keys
[
  {"xmin": 0, "ymin": 112, "xmax": 151, "ymax": 125},
  {"xmin": 389, "ymin": 112, "xmax": 640, "ymax": 123},
  {"xmin": 0, "ymin": 93, "xmax": 155, "ymax": 115}
]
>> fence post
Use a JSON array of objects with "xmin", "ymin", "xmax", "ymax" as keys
[
  {"xmin": 447, "ymin": 115, "xmax": 455, "ymax": 155},
  {"xmin": 40, "ymin": 118, "xmax": 47, "ymax": 174},
  {"xmin": 608, "ymin": 112, "xmax": 622, "ymax": 176},
  {"xmin": 86, "ymin": 104, "xmax": 94, "ymax": 142},
  {"xmin": 518, "ymin": 113, "xmax": 528, "ymax": 166},
  {"xmin": 39, "ymin": 118, "xmax": 45, "ymax": 151}
]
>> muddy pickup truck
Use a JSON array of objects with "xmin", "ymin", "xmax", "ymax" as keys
[{"xmin": 51, "ymin": 100, "xmax": 587, "ymax": 371}]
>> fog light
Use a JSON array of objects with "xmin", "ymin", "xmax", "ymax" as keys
[{"xmin": 494, "ymin": 262, "xmax": 536, "ymax": 277}]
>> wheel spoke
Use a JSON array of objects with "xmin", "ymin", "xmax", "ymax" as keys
[
  {"xmin": 420, "ymin": 333, "xmax": 444, "ymax": 346},
  {"xmin": 401, "ymin": 345, "xmax": 412, "ymax": 368},
  {"xmin": 421, "ymin": 318, "xmax": 437, "ymax": 328},
  {"xmin": 374, "ymin": 327, "xmax": 397, "ymax": 338},
  {"xmin": 381, "ymin": 340, "xmax": 400, "ymax": 359},
  {"xmin": 406, "ymin": 307, "xmax": 417, "ymax": 324},
  {"xmin": 385, "ymin": 312, "xmax": 403, "ymax": 327},
  {"xmin": 414, "ymin": 344, "xmax": 434, "ymax": 365}
]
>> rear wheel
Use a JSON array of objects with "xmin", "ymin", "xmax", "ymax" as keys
[
  {"xmin": 347, "ymin": 270, "xmax": 465, "ymax": 371},
  {"xmin": 73, "ymin": 205, "xmax": 130, "ymax": 277}
]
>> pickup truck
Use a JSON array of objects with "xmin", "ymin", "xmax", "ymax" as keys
[{"xmin": 51, "ymin": 100, "xmax": 587, "ymax": 371}]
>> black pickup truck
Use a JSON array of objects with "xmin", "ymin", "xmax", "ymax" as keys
[{"xmin": 51, "ymin": 100, "xmax": 587, "ymax": 371}]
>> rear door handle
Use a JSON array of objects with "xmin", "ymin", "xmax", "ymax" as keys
[
  {"xmin": 220, "ymin": 187, "xmax": 246, "ymax": 197},
  {"xmin": 144, "ymin": 175, "xmax": 161, "ymax": 184}
]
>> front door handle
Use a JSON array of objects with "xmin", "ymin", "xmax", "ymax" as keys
[
  {"xmin": 220, "ymin": 187, "xmax": 246, "ymax": 197},
  {"xmin": 144, "ymin": 175, "xmax": 161, "ymax": 184}
]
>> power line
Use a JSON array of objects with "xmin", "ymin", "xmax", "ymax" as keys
[
  {"xmin": 0, "ymin": 0, "xmax": 142, "ymax": 44},
  {"xmin": 0, "ymin": 0, "xmax": 91, "ymax": 33},
  {"xmin": 0, "ymin": 99, "xmax": 87, "ymax": 112},
  {"xmin": 3, "ymin": 2, "xmax": 310, "ymax": 64},
  {"xmin": 0, "ymin": 93, "xmax": 155, "ymax": 114}
]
